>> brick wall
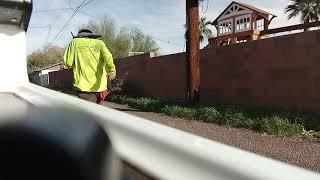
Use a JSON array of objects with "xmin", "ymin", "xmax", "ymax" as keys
[
  {"xmin": 201, "ymin": 30, "xmax": 320, "ymax": 112},
  {"xmin": 49, "ymin": 30, "xmax": 320, "ymax": 112},
  {"xmin": 116, "ymin": 53, "xmax": 186, "ymax": 101},
  {"xmin": 48, "ymin": 69, "xmax": 73, "ymax": 88}
]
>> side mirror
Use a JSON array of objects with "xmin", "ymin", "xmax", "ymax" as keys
[{"xmin": 0, "ymin": 0, "xmax": 33, "ymax": 31}]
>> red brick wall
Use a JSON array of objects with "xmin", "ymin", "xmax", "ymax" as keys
[
  {"xmin": 49, "ymin": 30, "xmax": 320, "ymax": 112},
  {"xmin": 48, "ymin": 69, "xmax": 73, "ymax": 88},
  {"xmin": 116, "ymin": 53, "xmax": 186, "ymax": 101},
  {"xmin": 201, "ymin": 30, "xmax": 320, "ymax": 112}
]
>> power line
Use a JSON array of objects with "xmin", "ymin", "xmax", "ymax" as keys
[
  {"xmin": 49, "ymin": 0, "xmax": 87, "ymax": 45},
  {"xmin": 150, "ymin": 36, "xmax": 185, "ymax": 47},
  {"xmin": 29, "ymin": 26, "xmax": 51, "ymax": 29},
  {"xmin": 81, "ymin": 0, "xmax": 96, "ymax": 8},
  {"xmin": 32, "ymin": 0, "xmax": 93, "ymax": 13},
  {"xmin": 76, "ymin": 10, "xmax": 185, "ymax": 47},
  {"xmin": 33, "ymin": 8, "xmax": 72, "ymax": 13},
  {"xmin": 31, "ymin": 1, "xmax": 185, "ymax": 48}
]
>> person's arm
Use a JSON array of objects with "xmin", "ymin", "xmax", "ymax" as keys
[
  {"xmin": 100, "ymin": 41, "xmax": 116, "ymax": 80},
  {"xmin": 63, "ymin": 41, "xmax": 75, "ymax": 68}
]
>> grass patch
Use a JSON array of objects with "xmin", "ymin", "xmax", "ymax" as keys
[
  {"xmin": 258, "ymin": 117, "xmax": 304, "ymax": 135},
  {"xmin": 162, "ymin": 105, "xmax": 196, "ymax": 119},
  {"xmin": 108, "ymin": 95, "xmax": 317, "ymax": 138},
  {"xmin": 110, "ymin": 95, "xmax": 173, "ymax": 112},
  {"xmin": 195, "ymin": 107, "xmax": 221, "ymax": 123}
]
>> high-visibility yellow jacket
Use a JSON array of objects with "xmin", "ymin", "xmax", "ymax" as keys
[{"xmin": 64, "ymin": 38, "xmax": 116, "ymax": 92}]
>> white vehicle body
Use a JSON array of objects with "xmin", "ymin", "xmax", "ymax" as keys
[{"xmin": 0, "ymin": 0, "xmax": 319, "ymax": 179}]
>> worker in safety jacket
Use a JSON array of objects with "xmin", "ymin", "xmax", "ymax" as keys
[{"xmin": 64, "ymin": 29, "xmax": 116, "ymax": 104}]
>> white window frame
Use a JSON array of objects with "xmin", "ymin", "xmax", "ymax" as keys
[
  {"xmin": 256, "ymin": 19, "xmax": 265, "ymax": 31},
  {"xmin": 218, "ymin": 18, "xmax": 233, "ymax": 36},
  {"xmin": 235, "ymin": 14, "xmax": 252, "ymax": 33}
]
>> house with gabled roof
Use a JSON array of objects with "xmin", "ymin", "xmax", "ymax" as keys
[{"xmin": 209, "ymin": 1, "xmax": 277, "ymax": 47}]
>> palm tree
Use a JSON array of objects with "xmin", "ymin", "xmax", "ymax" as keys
[
  {"xmin": 199, "ymin": 17, "xmax": 213, "ymax": 42},
  {"xmin": 285, "ymin": 0, "xmax": 319, "ymax": 31},
  {"xmin": 185, "ymin": 17, "xmax": 213, "ymax": 43}
]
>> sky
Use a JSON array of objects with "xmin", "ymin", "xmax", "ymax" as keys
[{"xmin": 26, "ymin": 0, "xmax": 300, "ymax": 55}]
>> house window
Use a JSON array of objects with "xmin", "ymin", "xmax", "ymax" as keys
[
  {"xmin": 236, "ymin": 15, "xmax": 251, "ymax": 32},
  {"xmin": 219, "ymin": 23, "xmax": 231, "ymax": 34},
  {"xmin": 218, "ymin": 19, "xmax": 233, "ymax": 35},
  {"xmin": 256, "ymin": 19, "xmax": 264, "ymax": 31},
  {"xmin": 246, "ymin": 18, "xmax": 250, "ymax": 29}
]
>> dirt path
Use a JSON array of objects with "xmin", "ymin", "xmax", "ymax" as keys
[{"xmin": 104, "ymin": 102, "xmax": 320, "ymax": 173}]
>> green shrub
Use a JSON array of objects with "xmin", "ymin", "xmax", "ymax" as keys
[
  {"xmin": 127, "ymin": 97, "xmax": 154, "ymax": 111},
  {"xmin": 195, "ymin": 107, "xmax": 221, "ymax": 123},
  {"xmin": 162, "ymin": 105, "xmax": 196, "ymax": 119},
  {"xmin": 221, "ymin": 112, "xmax": 246, "ymax": 127},
  {"xmin": 110, "ymin": 96, "xmax": 168, "ymax": 112},
  {"xmin": 302, "ymin": 130, "xmax": 320, "ymax": 139},
  {"xmin": 233, "ymin": 116, "xmax": 256, "ymax": 129},
  {"xmin": 259, "ymin": 116, "xmax": 304, "ymax": 135},
  {"xmin": 109, "ymin": 95, "xmax": 314, "ymax": 137},
  {"xmin": 110, "ymin": 95, "xmax": 127, "ymax": 104}
]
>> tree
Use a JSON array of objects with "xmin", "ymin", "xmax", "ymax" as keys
[
  {"xmin": 199, "ymin": 17, "xmax": 213, "ymax": 42},
  {"xmin": 185, "ymin": 17, "xmax": 213, "ymax": 43},
  {"xmin": 131, "ymin": 29, "xmax": 160, "ymax": 53},
  {"xmin": 27, "ymin": 46, "xmax": 64, "ymax": 73},
  {"xmin": 285, "ymin": 0, "xmax": 320, "ymax": 31},
  {"xmin": 83, "ymin": 16, "xmax": 160, "ymax": 59},
  {"xmin": 27, "ymin": 16, "xmax": 159, "ymax": 73}
]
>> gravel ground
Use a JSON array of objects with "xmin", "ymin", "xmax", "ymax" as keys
[{"xmin": 105, "ymin": 102, "xmax": 320, "ymax": 173}]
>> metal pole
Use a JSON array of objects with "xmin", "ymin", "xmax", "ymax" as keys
[{"xmin": 186, "ymin": 0, "xmax": 200, "ymax": 105}]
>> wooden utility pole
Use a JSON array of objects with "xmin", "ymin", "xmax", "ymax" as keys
[{"xmin": 186, "ymin": 0, "xmax": 200, "ymax": 105}]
